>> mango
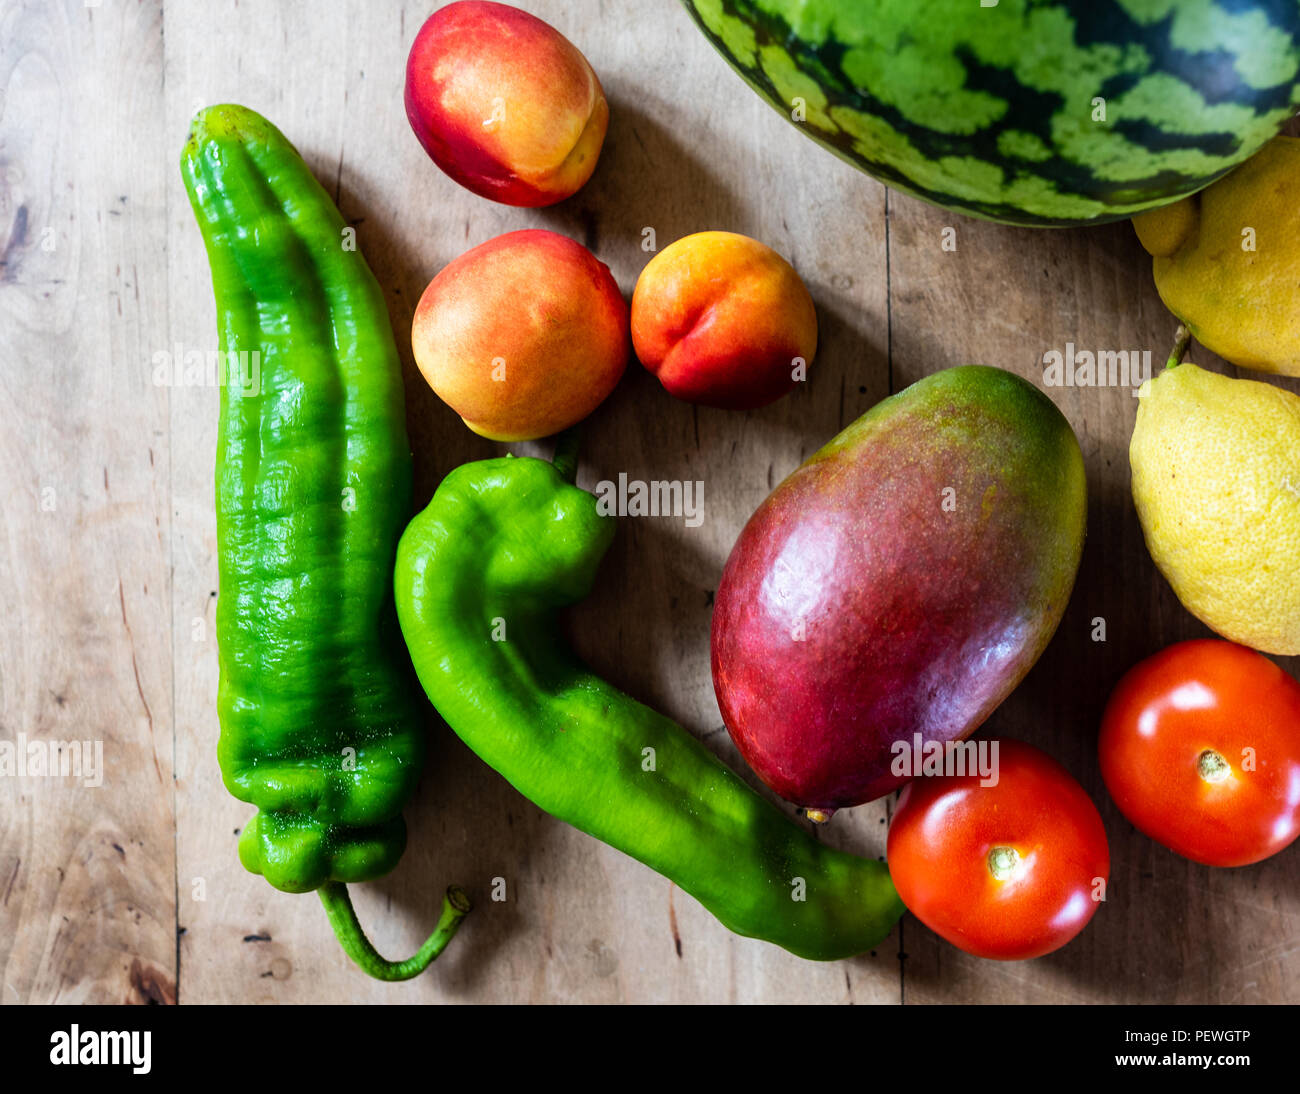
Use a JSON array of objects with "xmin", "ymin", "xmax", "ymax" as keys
[{"xmin": 711, "ymin": 366, "xmax": 1086, "ymax": 813}]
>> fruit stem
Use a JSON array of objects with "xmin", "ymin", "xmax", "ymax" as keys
[
  {"xmin": 318, "ymin": 883, "xmax": 470, "ymax": 980},
  {"xmin": 1165, "ymin": 325, "xmax": 1191, "ymax": 371}
]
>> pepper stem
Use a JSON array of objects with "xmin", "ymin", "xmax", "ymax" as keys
[
  {"xmin": 1165, "ymin": 325, "xmax": 1191, "ymax": 370},
  {"xmin": 551, "ymin": 426, "xmax": 581, "ymax": 484},
  {"xmin": 318, "ymin": 882, "xmax": 470, "ymax": 981}
]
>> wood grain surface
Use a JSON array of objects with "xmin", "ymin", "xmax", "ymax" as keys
[{"xmin": 1, "ymin": 0, "xmax": 1297, "ymax": 1004}]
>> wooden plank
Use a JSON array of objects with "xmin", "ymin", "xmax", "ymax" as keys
[{"xmin": 0, "ymin": 0, "xmax": 176, "ymax": 1004}]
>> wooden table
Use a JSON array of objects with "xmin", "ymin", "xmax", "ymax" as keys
[{"xmin": 2, "ymin": 0, "xmax": 1297, "ymax": 1004}]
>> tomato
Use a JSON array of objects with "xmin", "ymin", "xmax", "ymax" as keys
[
  {"xmin": 1098, "ymin": 639, "xmax": 1300, "ymax": 868},
  {"xmin": 886, "ymin": 738, "xmax": 1109, "ymax": 960}
]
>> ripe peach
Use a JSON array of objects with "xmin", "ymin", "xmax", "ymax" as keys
[
  {"xmin": 412, "ymin": 229, "xmax": 629, "ymax": 441},
  {"xmin": 631, "ymin": 231, "xmax": 818, "ymax": 410},
  {"xmin": 404, "ymin": 1, "xmax": 608, "ymax": 207}
]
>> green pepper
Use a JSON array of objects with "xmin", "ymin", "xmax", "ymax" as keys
[
  {"xmin": 181, "ymin": 104, "xmax": 467, "ymax": 980},
  {"xmin": 394, "ymin": 437, "xmax": 904, "ymax": 960}
]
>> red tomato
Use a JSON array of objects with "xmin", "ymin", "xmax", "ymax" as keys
[
  {"xmin": 1098, "ymin": 639, "xmax": 1300, "ymax": 868},
  {"xmin": 887, "ymin": 738, "xmax": 1109, "ymax": 960}
]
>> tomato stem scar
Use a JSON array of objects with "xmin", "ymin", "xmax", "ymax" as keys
[
  {"xmin": 1197, "ymin": 749, "xmax": 1231, "ymax": 783},
  {"xmin": 988, "ymin": 846, "xmax": 1022, "ymax": 881}
]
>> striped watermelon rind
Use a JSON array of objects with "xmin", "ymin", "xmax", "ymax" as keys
[{"xmin": 683, "ymin": 0, "xmax": 1300, "ymax": 226}]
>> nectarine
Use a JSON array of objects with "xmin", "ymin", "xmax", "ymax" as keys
[
  {"xmin": 412, "ymin": 229, "xmax": 629, "ymax": 441},
  {"xmin": 405, "ymin": 1, "xmax": 608, "ymax": 207},
  {"xmin": 631, "ymin": 231, "xmax": 817, "ymax": 410}
]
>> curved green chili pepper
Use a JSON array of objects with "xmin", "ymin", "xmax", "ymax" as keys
[
  {"xmin": 394, "ymin": 442, "xmax": 904, "ymax": 960},
  {"xmin": 181, "ymin": 104, "xmax": 467, "ymax": 980}
]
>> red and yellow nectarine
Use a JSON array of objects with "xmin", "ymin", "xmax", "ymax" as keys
[
  {"xmin": 631, "ymin": 231, "xmax": 817, "ymax": 410},
  {"xmin": 405, "ymin": 1, "xmax": 608, "ymax": 207},
  {"xmin": 412, "ymin": 229, "xmax": 629, "ymax": 441}
]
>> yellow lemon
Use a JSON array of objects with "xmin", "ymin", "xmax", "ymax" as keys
[
  {"xmin": 1131, "ymin": 359, "xmax": 1300, "ymax": 656},
  {"xmin": 1134, "ymin": 137, "xmax": 1300, "ymax": 378}
]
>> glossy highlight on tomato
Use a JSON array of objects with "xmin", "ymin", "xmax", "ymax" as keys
[
  {"xmin": 887, "ymin": 738, "xmax": 1109, "ymax": 960},
  {"xmin": 1099, "ymin": 639, "xmax": 1300, "ymax": 868}
]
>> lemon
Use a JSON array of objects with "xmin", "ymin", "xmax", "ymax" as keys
[
  {"xmin": 1133, "ymin": 136, "xmax": 1300, "ymax": 378},
  {"xmin": 1131, "ymin": 359, "xmax": 1300, "ymax": 656}
]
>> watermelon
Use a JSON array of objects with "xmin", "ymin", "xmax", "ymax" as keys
[{"xmin": 682, "ymin": 0, "xmax": 1300, "ymax": 226}]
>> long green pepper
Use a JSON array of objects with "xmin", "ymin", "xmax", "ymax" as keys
[
  {"xmin": 395, "ymin": 437, "xmax": 904, "ymax": 960},
  {"xmin": 181, "ymin": 104, "xmax": 467, "ymax": 980}
]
